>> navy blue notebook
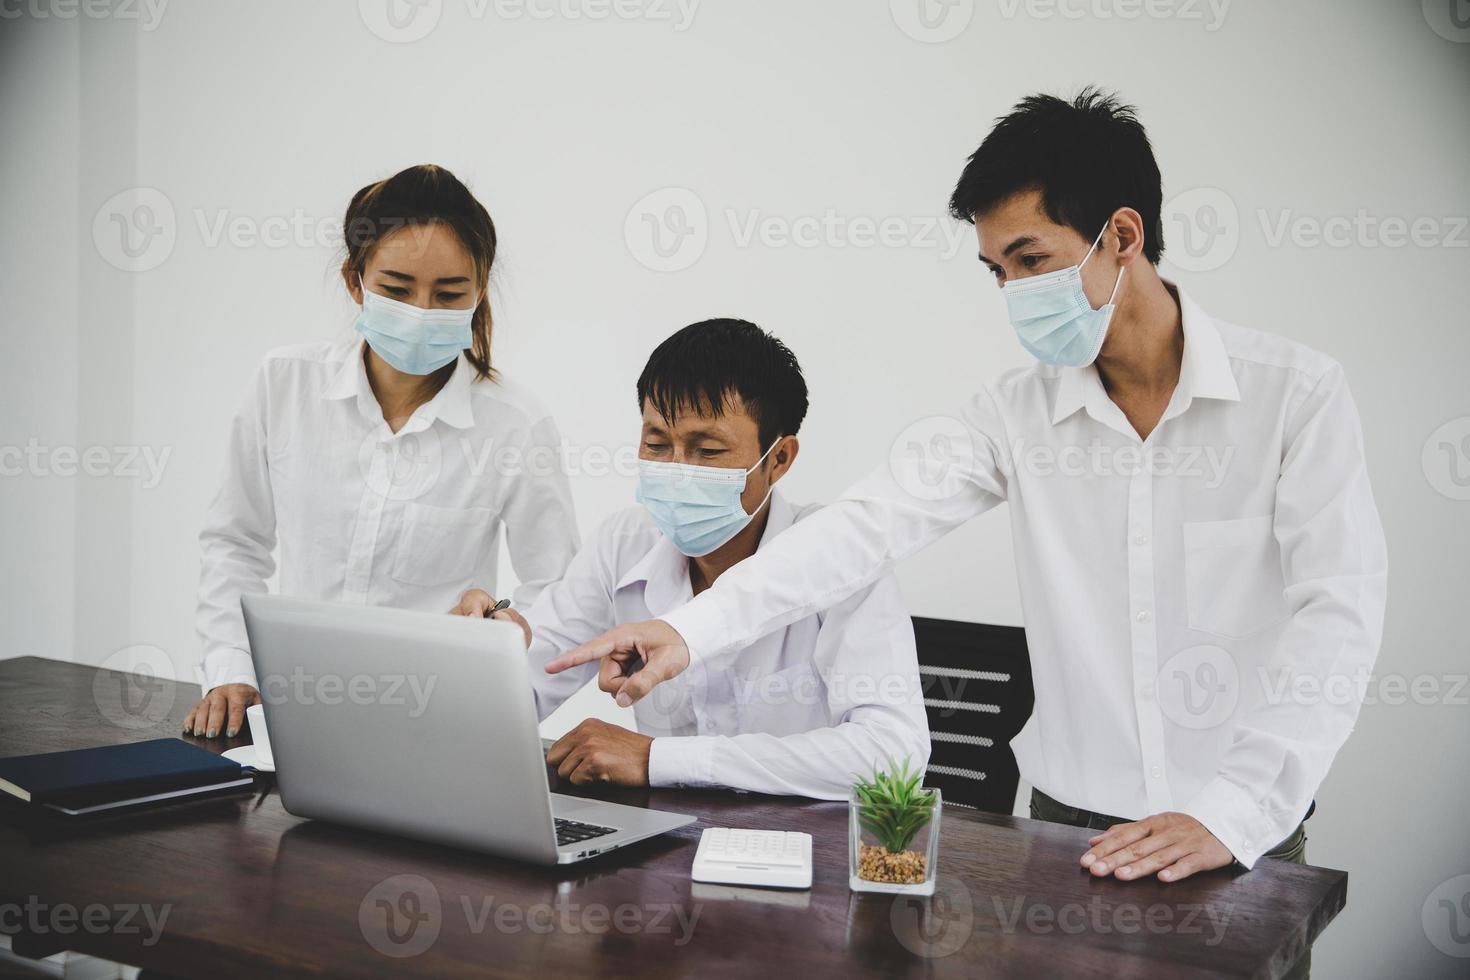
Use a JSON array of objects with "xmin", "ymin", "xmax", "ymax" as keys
[{"xmin": 0, "ymin": 738, "xmax": 251, "ymax": 815}]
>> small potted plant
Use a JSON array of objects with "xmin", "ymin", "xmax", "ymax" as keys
[{"xmin": 848, "ymin": 758, "xmax": 941, "ymax": 895}]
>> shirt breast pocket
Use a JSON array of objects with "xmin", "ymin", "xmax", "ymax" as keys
[
  {"xmin": 1182, "ymin": 515, "xmax": 1289, "ymax": 639},
  {"xmin": 390, "ymin": 501, "xmax": 493, "ymax": 588}
]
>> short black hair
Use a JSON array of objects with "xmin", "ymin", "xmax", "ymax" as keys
[
  {"xmin": 948, "ymin": 87, "xmax": 1164, "ymax": 264},
  {"xmin": 636, "ymin": 318, "xmax": 809, "ymax": 448}
]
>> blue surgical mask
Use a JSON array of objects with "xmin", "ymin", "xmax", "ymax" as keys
[
  {"xmin": 1001, "ymin": 224, "xmax": 1124, "ymax": 368},
  {"xmin": 355, "ymin": 276, "xmax": 477, "ymax": 376},
  {"xmin": 636, "ymin": 439, "xmax": 781, "ymax": 557}
]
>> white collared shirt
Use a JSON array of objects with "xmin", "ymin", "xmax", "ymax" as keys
[
  {"xmin": 524, "ymin": 492, "xmax": 931, "ymax": 799},
  {"xmin": 195, "ymin": 340, "xmax": 581, "ymax": 693},
  {"xmin": 664, "ymin": 288, "xmax": 1387, "ymax": 867}
]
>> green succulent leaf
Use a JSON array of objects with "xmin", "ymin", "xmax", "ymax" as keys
[{"xmin": 851, "ymin": 757, "xmax": 936, "ymax": 853}]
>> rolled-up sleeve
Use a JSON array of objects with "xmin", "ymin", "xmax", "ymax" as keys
[{"xmin": 1183, "ymin": 365, "xmax": 1387, "ymax": 867}]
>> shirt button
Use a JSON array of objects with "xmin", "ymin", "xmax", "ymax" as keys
[
  {"xmin": 1136, "ymin": 610, "xmax": 1152, "ymax": 623},
  {"xmin": 1140, "ymin": 682, "xmax": 1155, "ymax": 699},
  {"xmin": 1150, "ymin": 765, "xmax": 1162, "ymax": 778},
  {"xmin": 1134, "ymin": 533, "xmax": 1150, "ymax": 545}
]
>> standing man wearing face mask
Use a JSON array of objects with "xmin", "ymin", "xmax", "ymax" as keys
[
  {"xmin": 454, "ymin": 318, "xmax": 930, "ymax": 796},
  {"xmin": 549, "ymin": 89, "xmax": 1388, "ymax": 911}
]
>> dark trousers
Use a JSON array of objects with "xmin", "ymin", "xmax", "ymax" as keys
[{"xmin": 1030, "ymin": 789, "xmax": 1310, "ymax": 979}]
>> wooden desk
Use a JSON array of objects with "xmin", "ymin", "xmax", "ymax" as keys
[{"xmin": 0, "ymin": 657, "xmax": 1344, "ymax": 978}]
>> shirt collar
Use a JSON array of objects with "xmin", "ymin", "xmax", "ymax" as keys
[
  {"xmin": 1173, "ymin": 286, "xmax": 1240, "ymax": 405},
  {"xmin": 1050, "ymin": 361, "xmax": 1093, "ymax": 426},
  {"xmin": 616, "ymin": 490, "xmax": 796, "ymax": 617},
  {"xmin": 1050, "ymin": 282, "xmax": 1239, "ymax": 426},
  {"xmin": 321, "ymin": 341, "xmax": 365, "ymax": 402},
  {"xmin": 322, "ymin": 339, "xmax": 478, "ymax": 431}
]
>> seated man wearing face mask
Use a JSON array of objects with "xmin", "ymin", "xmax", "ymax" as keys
[{"xmin": 453, "ymin": 318, "xmax": 930, "ymax": 797}]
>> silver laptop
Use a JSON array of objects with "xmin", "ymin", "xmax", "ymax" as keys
[{"xmin": 241, "ymin": 594, "xmax": 694, "ymax": 864}]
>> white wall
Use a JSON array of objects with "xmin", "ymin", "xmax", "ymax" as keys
[
  {"xmin": 2, "ymin": 1, "xmax": 1467, "ymax": 975},
  {"xmin": 0, "ymin": 14, "xmax": 80, "ymax": 667}
]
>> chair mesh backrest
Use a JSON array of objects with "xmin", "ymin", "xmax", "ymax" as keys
[{"xmin": 913, "ymin": 617, "xmax": 1033, "ymax": 813}]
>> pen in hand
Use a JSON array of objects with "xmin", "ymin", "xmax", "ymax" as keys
[{"xmin": 449, "ymin": 590, "xmax": 530, "ymax": 647}]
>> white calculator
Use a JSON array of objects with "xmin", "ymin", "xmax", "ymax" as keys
[{"xmin": 691, "ymin": 827, "xmax": 813, "ymax": 889}]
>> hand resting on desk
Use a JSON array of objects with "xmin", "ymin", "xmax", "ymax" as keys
[
  {"xmin": 1082, "ymin": 811, "xmax": 1234, "ymax": 883},
  {"xmin": 182, "ymin": 683, "xmax": 260, "ymax": 739}
]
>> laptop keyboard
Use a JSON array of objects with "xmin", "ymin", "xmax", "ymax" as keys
[{"xmin": 555, "ymin": 817, "xmax": 618, "ymax": 847}]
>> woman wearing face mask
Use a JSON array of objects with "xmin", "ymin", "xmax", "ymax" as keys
[{"xmin": 183, "ymin": 164, "xmax": 580, "ymax": 739}]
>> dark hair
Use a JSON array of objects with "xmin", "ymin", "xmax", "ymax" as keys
[
  {"xmin": 636, "ymin": 319, "xmax": 809, "ymax": 448},
  {"xmin": 948, "ymin": 87, "xmax": 1164, "ymax": 264},
  {"xmin": 341, "ymin": 164, "xmax": 499, "ymax": 380}
]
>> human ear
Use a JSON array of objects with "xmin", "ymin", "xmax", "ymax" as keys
[
  {"xmin": 342, "ymin": 263, "xmax": 364, "ymax": 304},
  {"xmin": 1110, "ymin": 208, "xmax": 1147, "ymax": 265},
  {"xmin": 767, "ymin": 436, "xmax": 800, "ymax": 484}
]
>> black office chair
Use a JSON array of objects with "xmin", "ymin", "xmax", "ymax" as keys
[{"xmin": 912, "ymin": 617, "xmax": 1034, "ymax": 814}]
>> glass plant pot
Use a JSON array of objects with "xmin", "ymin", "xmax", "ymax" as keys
[{"xmin": 848, "ymin": 786, "xmax": 941, "ymax": 896}]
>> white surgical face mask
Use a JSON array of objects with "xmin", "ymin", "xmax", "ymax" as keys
[
  {"xmin": 1000, "ymin": 223, "xmax": 1124, "ymax": 368},
  {"xmin": 635, "ymin": 439, "xmax": 781, "ymax": 557},
  {"xmin": 355, "ymin": 275, "xmax": 477, "ymax": 376}
]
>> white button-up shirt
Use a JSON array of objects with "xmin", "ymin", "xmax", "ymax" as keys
[
  {"xmin": 524, "ymin": 492, "xmax": 931, "ymax": 799},
  {"xmin": 196, "ymin": 340, "xmax": 580, "ymax": 693},
  {"xmin": 664, "ymin": 288, "xmax": 1387, "ymax": 867}
]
